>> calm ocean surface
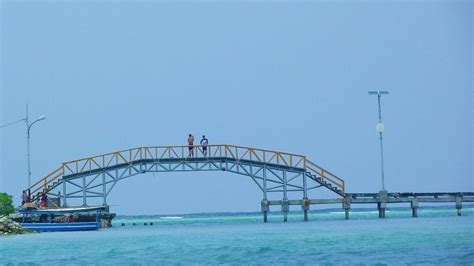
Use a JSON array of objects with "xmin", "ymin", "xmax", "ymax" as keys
[{"xmin": 1, "ymin": 207, "xmax": 473, "ymax": 264}]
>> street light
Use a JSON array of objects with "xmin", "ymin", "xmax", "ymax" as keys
[
  {"xmin": 0, "ymin": 104, "xmax": 46, "ymax": 189},
  {"xmin": 26, "ymin": 110, "xmax": 46, "ymax": 188},
  {"xmin": 368, "ymin": 90, "xmax": 389, "ymax": 191}
]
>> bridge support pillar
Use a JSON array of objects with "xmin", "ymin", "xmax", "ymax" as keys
[
  {"xmin": 82, "ymin": 176, "xmax": 87, "ymax": 207},
  {"xmin": 378, "ymin": 203, "xmax": 386, "ymax": 218},
  {"xmin": 455, "ymin": 195, "xmax": 462, "ymax": 216},
  {"xmin": 302, "ymin": 198, "xmax": 310, "ymax": 221},
  {"xmin": 411, "ymin": 199, "xmax": 419, "ymax": 217},
  {"xmin": 62, "ymin": 180, "xmax": 67, "ymax": 207},
  {"xmin": 261, "ymin": 199, "xmax": 269, "ymax": 223},
  {"xmin": 102, "ymin": 173, "xmax": 107, "ymax": 206},
  {"xmin": 378, "ymin": 190, "xmax": 388, "ymax": 218},
  {"xmin": 282, "ymin": 200, "xmax": 289, "ymax": 222},
  {"xmin": 342, "ymin": 195, "xmax": 351, "ymax": 220}
]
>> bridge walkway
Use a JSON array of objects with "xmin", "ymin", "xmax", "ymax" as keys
[{"xmin": 27, "ymin": 144, "xmax": 345, "ymax": 222}]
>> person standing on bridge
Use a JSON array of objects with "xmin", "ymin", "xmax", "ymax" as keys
[
  {"xmin": 200, "ymin": 135, "xmax": 208, "ymax": 157},
  {"xmin": 188, "ymin": 134, "xmax": 195, "ymax": 157}
]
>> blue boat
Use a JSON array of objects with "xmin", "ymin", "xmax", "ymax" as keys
[{"xmin": 19, "ymin": 206, "xmax": 104, "ymax": 232}]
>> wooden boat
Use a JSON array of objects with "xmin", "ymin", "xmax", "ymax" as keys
[{"xmin": 19, "ymin": 206, "xmax": 105, "ymax": 232}]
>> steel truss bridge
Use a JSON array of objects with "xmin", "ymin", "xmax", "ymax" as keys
[{"xmin": 28, "ymin": 144, "xmax": 345, "ymax": 221}]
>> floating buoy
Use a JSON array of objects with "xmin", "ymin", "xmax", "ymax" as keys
[
  {"xmin": 144, "ymin": 222, "xmax": 148, "ymax": 226},
  {"xmin": 132, "ymin": 223, "xmax": 136, "ymax": 226},
  {"xmin": 150, "ymin": 222, "xmax": 153, "ymax": 225},
  {"xmin": 121, "ymin": 223, "xmax": 125, "ymax": 226}
]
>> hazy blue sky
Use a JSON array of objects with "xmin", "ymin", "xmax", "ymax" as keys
[{"xmin": 1, "ymin": 0, "xmax": 472, "ymax": 214}]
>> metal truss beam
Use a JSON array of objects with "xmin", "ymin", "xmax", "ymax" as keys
[{"xmin": 27, "ymin": 144, "xmax": 346, "ymax": 207}]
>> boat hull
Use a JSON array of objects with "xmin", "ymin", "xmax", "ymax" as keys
[{"xmin": 21, "ymin": 222, "xmax": 99, "ymax": 232}]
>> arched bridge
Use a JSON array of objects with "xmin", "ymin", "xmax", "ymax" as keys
[{"xmin": 28, "ymin": 144, "xmax": 345, "ymax": 219}]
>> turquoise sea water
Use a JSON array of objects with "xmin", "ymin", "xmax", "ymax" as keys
[{"xmin": 1, "ymin": 207, "xmax": 474, "ymax": 264}]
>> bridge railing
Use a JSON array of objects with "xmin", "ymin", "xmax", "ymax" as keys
[
  {"xmin": 304, "ymin": 159, "xmax": 345, "ymax": 194},
  {"xmin": 29, "ymin": 166, "xmax": 64, "ymax": 200},
  {"xmin": 27, "ymin": 144, "xmax": 345, "ymax": 198},
  {"xmin": 61, "ymin": 144, "xmax": 308, "ymax": 176}
]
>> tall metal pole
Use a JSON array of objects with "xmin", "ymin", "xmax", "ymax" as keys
[
  {"xmin": 369, "ymin": 90, "xmax": 389, "ymax": 191},
  {"xmin": 26, "ymin": 104, "xmax": 46, "ymax": 188},
  {"xmin": 26, "ymin": 104, "xmax": 31, "ymax": 188},
  {"xmin": 376, "ymin": 94, "xmax": 385, "ymax": 191}
]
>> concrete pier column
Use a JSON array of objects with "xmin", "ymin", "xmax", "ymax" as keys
[
  {"xmin": 261, "ymin": 199, "xmax": 269, "ymax": 223},
  {"xmin": 411, "ymin": 199, "xmax": 419, "ymax": 217},
  {"xmin": 301, "ymin": 198, "xmax": 310, "ymax": 221},
  {"xmin": 378, "ymin": 190, "xmax": 388, "ymax": 218},
  {"xmin": 282, "ymin": 200, "xmax": 289, "ymax": 222},
  {"xmin": 455, "ymin": 195, "xmax": 462, "ymax": 216},
  {"xmin": 342, "ymin": 195, "xmax": 351, "ymax": 220},
  {"xmin": 378, "ymin": 202, "xmax": 386, "ymax": 218}
]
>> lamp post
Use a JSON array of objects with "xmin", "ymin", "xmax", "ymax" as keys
[
  {"xmin": 0, "ymin": 104, "xmax": 46, "ymax": 188},
  {"xmin": 26, "ymin": 107, "xmax": 46, "ymax": 188},
  {"xmin": 368, "ymin": 90, "xmax": 389, "ymax": 191}
]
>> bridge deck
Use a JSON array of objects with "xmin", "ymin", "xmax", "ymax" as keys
[{"xmin": 62, "ymin": 157, "xmax": 307, "ymax": 179}]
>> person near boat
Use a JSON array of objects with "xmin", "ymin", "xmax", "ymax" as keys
[
  {"xmin": 21, "ymin": 190, "xmax": 30, "ymax": 206},
  {"xmin": 40, "ymin": 191, "xmax": 48, "ymax": 208}
]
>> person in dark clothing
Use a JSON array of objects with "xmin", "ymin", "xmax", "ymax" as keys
[
  {"xmin": 200, "ymin": 135, "xmax": 208, "ymax": 157},
  {"xmin": 40, "ymin": 191, "xmax": 48, "ymax": 208},
  {"xmin": 21, "ymin": 190, "xmax": 28, "ymax": 205},
  {"xmin": 67, "ymin": 214, "xmax": 76, "ymax": 223}
]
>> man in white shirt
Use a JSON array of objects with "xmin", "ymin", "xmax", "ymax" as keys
[{"xmin": 200, "ymin": 135, "xmax": 208, "ymax": 157}]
